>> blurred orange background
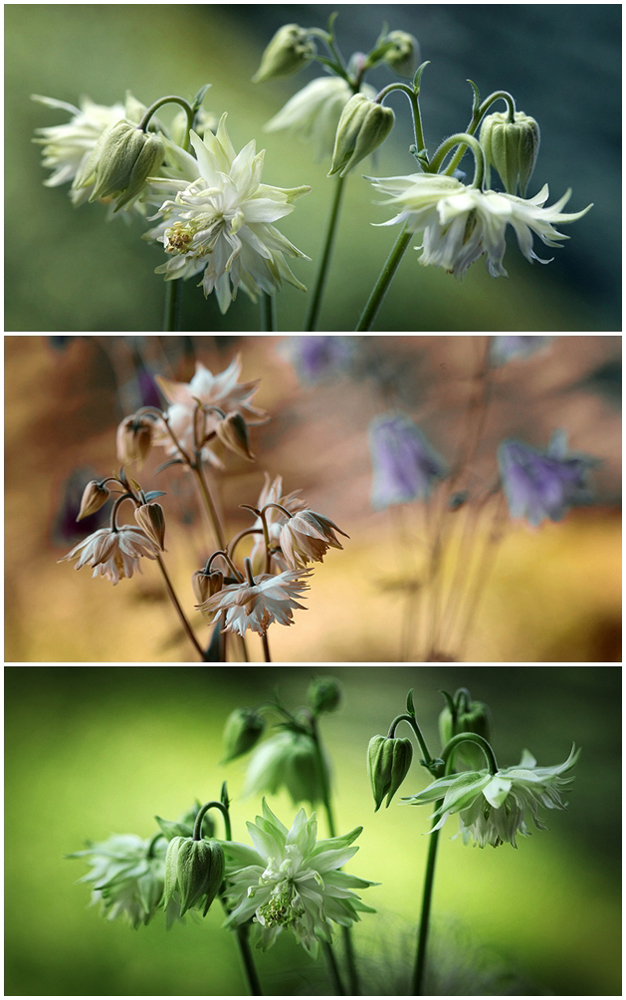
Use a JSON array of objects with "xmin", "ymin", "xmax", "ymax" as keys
[{"xmin": 4, "ymin": 334, "xmax": 621, "ymax": 663}]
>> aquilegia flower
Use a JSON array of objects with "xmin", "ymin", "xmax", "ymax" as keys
[
  {"xmin": 498, "ymin": 430, "xmax": 596, "ymax": 526},
  {"xmin": 264, "ymin": 77, "xmax": 376, "ymax": 160},
  {"xmin": 279, "ymin": 510, "xmax": 349, "ymax": 569},
  {"xmin": 32, "ymin": 92, "xmax": 149, "ymax": 211},
  {"xmin": 369, "ymin": 413, "xmax": 447, "ymax": 508},
  {"xmin": 197, "ymin": 568, "xmax": 312, "ymax": 636},
  {"xmin": 153, "ymin": 354, "xmax": 268, "ymax": 465},
  {"xmin": 405, "ymin": 744, "xmax": 579, "ymax": 848},
  {"xmin": 243, "ymin": 730, "xmax": 330, "ymax": 805},
  {"xmin": 67, "ymin": 833, "xmax": 172, "ymax": 928},
  {"xmin": 144, "ymin": 116, "xmax": 310, "ymax": 313},
  {"xmin": 60, "ymin": 525, "xmax": 160, "ymax": 584},
  {"xmin": 249, "ymin": 473, "xmax": 308, "ymax": 573},
  {"xmin": 223, "ymin": 800, "xmax": 374, "ymax": 955},
  {"xmin": 369, "ymin": 173, "xmax": 592, "ymax": 279}
]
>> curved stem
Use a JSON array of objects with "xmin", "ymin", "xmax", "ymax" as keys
[
  {"xmin": 193, "ymin": 799, "xmax": 232, "ymax": 841},
  {"xmin": 375, "ymin": 82, "xmax": 425, "ymax": 155},
  {"xmin": 412, "ymin": 809, "xmax": 441, "ymax": 995},
  {"xmin": 155, "ymin": 554, "xmax": 205, "ymax": 661},
  {"xmin": 138, "ymin": 95, "xmax": 194, "ymax": 150},
  {"xmin": 304, "ymin": 174, "xmax": 347, "ymax": 331},
  {"xmin": 356, "ymin": 225, "xmax": 412, "ymax": 331},
  {"xmin": 429, "ymin": 133, "xmax": 485, "ymax": 189},
  {"xmin": 388, "ymin": 713, "xmax": 434, "ymax": 768},
  {"xmin": 441, "ymin": 732, "xmax": 498, "ymax": 775},
  {"xmin": 444, "ymin": 89, "xmax": 516, "ymax": 177}
]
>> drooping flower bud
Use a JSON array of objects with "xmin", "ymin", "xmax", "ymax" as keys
[
  {"xmin": 329, "ymin": 94, "xmax": 395, "ymax": 178},
  {"xmin": 75, "ymin": 120, "xmax": 165, "ymax": 211},
  {"xmin": 367, "ymin": 735, "xmax": 413, "ymax": 811},
  {"xmin": 222, "ymin": 708, "xmax": 266, "ymax": 763},
  {"xmin": 77, "ymin": 480, "xmax": 110, "ymax": 521},
  {"xmin": 252, "ymin": 24, "xmax": 316, "ymax": 83},
  {"xmin": 116, "ymin": 415, "xmax": 154, "ymax": 466},
  {"xmin": 307, "ymin": 676, "xmax": 342, "ymax": 715},
  {"xmin": 439, "ymin": 690, "xmax": 491, "ymax": 770},
  {"xmin": 381, "ymin": 30, "xmax": 420, "ymax": 77},
  {"xmin": 163, "ymin": 836, "xmax": 225, "ymax": 916},
  {"xmin": 191, "ymin": 568, "xmax": 223, "ymax": 604},
  {"xmin": 215, "ymin": 411, "xmax": 255, "ymax": 461},
  {"xmin": 244, "ymin": 729, "xmax": 330, "ymax": 806},
  {"xmin": 134, "ymin": 502, "xmax": 166, "ymax": 549},
  {"xmin": 479, "ymin": 110, "xmax": 540, "ymax": 196}
]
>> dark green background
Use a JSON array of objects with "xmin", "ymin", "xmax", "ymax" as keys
[
  {"xmin": 4, "ymin": 666, "xmax": 621, "ymax": 995},
  {"xmin": 6, "ymin": 4, "xmax": 620, "ymax": 331}
]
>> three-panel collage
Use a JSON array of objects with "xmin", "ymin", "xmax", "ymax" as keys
[{"xmin": 4, "ymin": 4, "xmax": 622, "ymax": 998}]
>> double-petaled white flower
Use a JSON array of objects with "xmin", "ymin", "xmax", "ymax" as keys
[
  {"xmin": 153, "ymin": 355, "xmax": 268, "ymax": 466},
  {"xmin": 279, "ymin": 510, "xmax": 348, "ymax": 569},
  {"xmin": 60, "ymin": 525, "xmax": 160, "ymax": 585},
  {"xmin": 224, "ymin": 800, "xmax": 374, "ymax": 956},
  {"xmin": 144, "ymin": 115, "xmax": 310, "ymax": 313},
  {"xmin": 369, "ymin": 172, "xmax": 592, "ymax": 279},
  {"xmin": 405, "ymin": 744, "xmax": 580, "ymax": 848},
  {"xmin": 249, "ymin": 473, "xmax": 308, "ymax": 573},
  {"xmin": 197, "ymin": 567, "xmax": 312, "ymax": 636},
  {"xmin": 264, "ymin": 77, "xmax": 376, "ymax": 160},
  {"xmin": 32, "ymin": 92, "xmax": 149, "ymax": 212}
]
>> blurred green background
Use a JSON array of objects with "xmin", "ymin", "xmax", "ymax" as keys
[
  {"xmin": 4, "ymin": 665, "xmax": 621, "ymax": 996},
  {"xmin": 5, "ymin": 4, "xmax": 621, "ymax": 331}
]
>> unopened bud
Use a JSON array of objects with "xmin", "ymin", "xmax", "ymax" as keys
[
  {"xmin": 307, "ymin": 676, "xmax": 342, "ymax": 715},
  {"xmin": 163, "ymin": 836, "xmax": 224, "ymax": 916},
  {"xmin": 381, "ymin": 30, "xmax": 420, "ymax": 77},
  {"xmin": 215, "ymin": 411, "xmax": 255, "ymax": 461},
  {"xmin": 479, "ymin": 110, "xmax": 540, "ymax": 196},
  {"xmin": 330, "ymin": 94, "xmax": 395, "ymax": 178},
  {"xmin": 222, "ymin": 708, "xmax": 266, "ymax": 763},
  {"xmin": 192, "ymin": 568, "xmax": 223, "ymax": 604},
  {"xmin": 77, "ymin": 480, "xmax": 110, "ymax": 521},
  {"xmin": 439, "ymin": 690, "xmax": 491, "ymax": 769},
  {"xmin": 252, "ymin": 24, "xmax": 316, "ymax": 83},
  {"xmin": 116, "ymin": 415, "xmax": 153, "ymax": 466},
  {"xmin": 75, "ymin": 120, "xmax": 165, "ymax": 211},
  {"xmin": 134, "ymin": 502, "xmax": 165, "ymax": 549},
  {"xmin": 367, "ymin": 734, "xmax": 413, "ymax": 811}
]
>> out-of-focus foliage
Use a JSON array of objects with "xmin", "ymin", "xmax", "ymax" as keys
[
  {"xmin": 4, "ymin": 666, "xmax": 621, "ymax": 995},
  {"xmin": 6, "ymin": 4, "xmax": 620, "ymax": 331}
]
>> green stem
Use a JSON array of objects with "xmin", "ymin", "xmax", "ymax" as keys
[
  {"xmin": 163, "ymin": 278, "xmax": 182, "ymax": 332},
  {"xmin": 193, "ymin": 800, "xmax": 232, "ymax": 841},
  {"xmin": 444, "ymin": 89, "xmax": 516, "ymax": 177},
  {"xmin": 235, "ymin": 923, "xmax": 264, "ymax": 995},
  {"xmin": 192, "ymin": 462, "xmax": 227, "ymax": 550},
  {"xmin": 261, "ymin": 632, "xmax": 272, "ymax": 663},
  {"xmin": 138, "ymin": 95, "xmax": 194, "ymax": 150},
  {"xmin": 429, "ymin": 132, "xmax": 485, "ymax": 189},
  {"xmin": 355, "ymin": 225, "xmax": 412, "ymax": 331},
  {"xmin": 412, "ymin": 811, "xmax": 441, "ymax": 995},
  {"xmin": 260, "ymin": 292, "xmax": 275, "ymax": 332},
  {"xmin": 155, "ymin": 554, "xmax": 205, "ymax": 661},
  {"xmin": 321, "ymin": 940, "xmax": 347, "ymax": 995},
  {"xmin": 304, "ymin": 174, "xmax": 347, "ymax": 331}
]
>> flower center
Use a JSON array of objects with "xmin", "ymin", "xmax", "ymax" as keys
[{"xmin": 257, "ymin": 881, "xmax": 296, "ymax": 927}]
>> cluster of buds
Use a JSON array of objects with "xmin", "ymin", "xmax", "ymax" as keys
[{"xmin": 74, "ymin": 119, "xmax": 164, "ymax": 211}]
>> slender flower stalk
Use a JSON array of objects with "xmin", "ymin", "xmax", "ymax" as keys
[
  {"xmin": 305, "ymin": 174, "xmax": 347, "ymax": 331},
  {"xmin": 356, "ymin": 225, "xmax": 412, "ymax": 331}
]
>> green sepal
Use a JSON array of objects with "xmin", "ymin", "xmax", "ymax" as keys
[
  {"xmin": 412, "ymin": 61, "xmax": 430, "ymax": 95},
  {"xmin": 191, "ymin": 84, "xmax": 211, "ymax": 113}
]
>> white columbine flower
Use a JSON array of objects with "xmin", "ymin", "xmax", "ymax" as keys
[
  {"xmin": 153, "ymin": 354, "xmax": 268, "ymax": 466},
  {"xmin": 224, "ymin": 800, "xmax": 374, "ymax": 956},
  {"xmin": 279, "ymin": 510, "xmax": 348, "ymax": 569},
  {"xmin": 369, "ymin": 172, "xmax": 592, "ymax": 279},
  {"xmin": 249, "ymin": 473, "xmax": 308, "ymax": 573},
  {"xmin": 264, "ymin": 77, "xmax": 376, "ymax": 160},
  {"xmin": 60, "ymin": 525, "xmax": 160, "ymax": 584},
  {"xmin": 197, "ymin": 568, "xmax": 312, "ymax": 636},
  {"xmin": 143, "ymin": 115, "xmax": 310, "ymax": 314},
  {"xmin": 32, "ymin": 92, "xmax": 148, "ymax": 211},
  {"xmin": 405, "ymin": 744, "xmax": 580, "ymax": 848}
]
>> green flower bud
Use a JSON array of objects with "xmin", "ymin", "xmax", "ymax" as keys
[
  {"xmin": 155, "ymin": 802, "xmax": 215, "ymax": 841},
  {"xmin": 163, "ymin": 836, "xmax": 224, "ymax": 916},
  {"xmin": 367, "ymin": 734, "xmax": 413, "ymax": 811},
  {"xmin": 76, "ymin": 120, "xmax": 165, "ymax": 211},
  {"xmin": 252, "ymin": 24, "xmax": 316, "ymax": 83},
  {"xmin": 244, "ymin": 729, "xmax": 330, "ymax": 806},
  {"xmin": 439, "ymin": 691, "xmax": 491, "ymax": 770},
  {"xmin": 222, "ymin": 708, "xmax": 265, "ymax": 763},
  {"xmin": 479, "ymin": 110, "xmax": 540, "ymax": 196},
  {"xmin": 381, "ymin": 30, "xmax": 420, "ymax": 77},
  {"xmin": 307, "ymin": 676, "xmax": 342, "ymax": 715},
  {"xmin": 330, "ymin": 94, "xmax": 395, "ymax": 178}
]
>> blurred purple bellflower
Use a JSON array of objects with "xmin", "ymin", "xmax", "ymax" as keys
[
  {"xmin": 283, "ymin": 335, "xmax": 354, "ymax": 383},
  {"xmin": 498, "ymin": 430, "xmax": 597, "ymax": 526},
  {"xmin": 489, "ymin": 336, "xmax": 551, "ymax": 366},
  {"xmin": 369, "ymin": 413, "xmax": 447, "ymax": 509}
]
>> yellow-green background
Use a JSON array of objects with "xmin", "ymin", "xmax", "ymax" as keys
[
  {"xmin": 4, "ymin": 665, "xmax": 621, "ymax": 996},
  {"xmin": 5, "ymin": 4, "xmax": 620, "ymax": 331}
]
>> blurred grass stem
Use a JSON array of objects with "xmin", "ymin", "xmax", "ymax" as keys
[
  {"xmin": 305, "ymin": 175, "xmax": 347, "ymax": 331},
  {"xmin": 261, "ymin": 292, "xmax": 275, "ymax": 332},
  {"xmin": 155, "ymin": 554, "xmax": 205, "ymax": 660},
  {"xmin": 163, "ymin": 278, "xmax": 182, "ymax": 331}
]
